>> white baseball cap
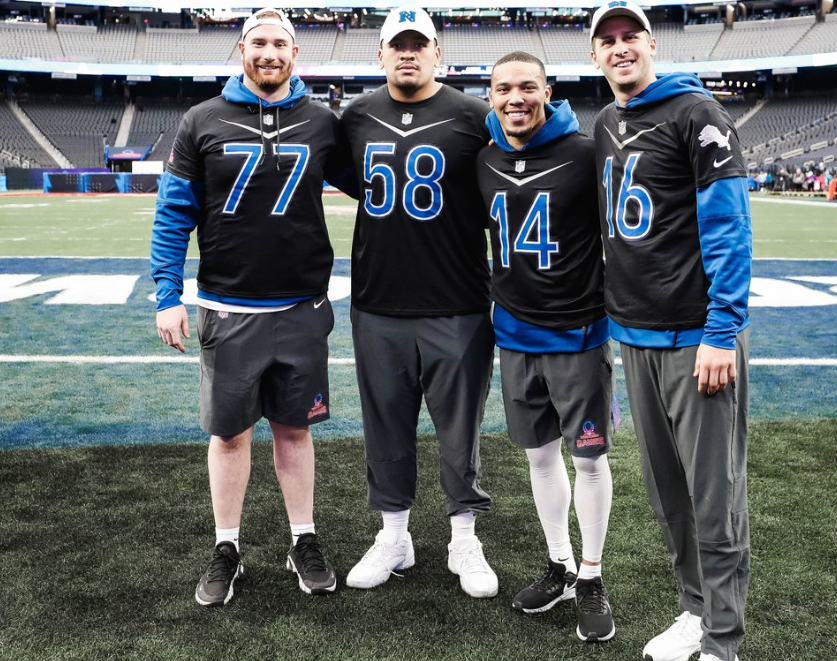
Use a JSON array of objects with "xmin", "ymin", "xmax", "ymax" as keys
[
  {"xmin": 241, "ymin": 7, "xmax": 296, "ymax": 42},
  {"xmin": 590, "ymin": 1, "xmax": 652, "ymax": 42},
  {"xmin": 380, "ymin": 5, "xmax": 437, "ymax": 45}
]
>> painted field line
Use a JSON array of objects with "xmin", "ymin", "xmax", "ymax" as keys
[{"xmin": 1, "ymin": 355, "xmax": 836, "ymax": 367}]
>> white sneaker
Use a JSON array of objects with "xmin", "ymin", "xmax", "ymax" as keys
[
  {"xmin": 699, "ymin": 654, "xmax": 739, "ymax": 661},
  {"xmin": 643, "ymin": 611, "xmax": 703, "ymax": 661},
  {"xmin": 345, "ymin": 531, "xmax": 415, "ymax": 589},
  {"xmin": 447, "ymin": 537, "xmax": 498, "ymax": 598}
]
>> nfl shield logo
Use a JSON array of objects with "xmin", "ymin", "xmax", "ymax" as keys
[
  {"xmin": 515, "ymin": 160, "xmax": 525, "ymax": 173},
  {"xmin": 402, "ymin": 113, "xmax": 413, "ymax": 126},
  {"xmin": 618, "ymin": 120, "xmax": 627, "ymax": 135},
  {"xmin": 264, "ymin": 114, "xmax": 274, "ymax": 126}
]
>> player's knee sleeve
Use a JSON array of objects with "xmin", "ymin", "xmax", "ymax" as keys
[{"xmin": 526, "ymin": 440, "xmax": 572, "ymax": 557}]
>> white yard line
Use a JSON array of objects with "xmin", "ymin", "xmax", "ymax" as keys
[{"xmin": 1, "ymin": 355, "xmax": 835, "ymax": 367}]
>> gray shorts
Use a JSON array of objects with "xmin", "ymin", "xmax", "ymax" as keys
[
  {"xmin": 500, "ymin": 343, "xmax": 615, "ymax": 456},
  {"xmin": 197, "ymin": 297, "xmax": 334, "ymax": 437}
]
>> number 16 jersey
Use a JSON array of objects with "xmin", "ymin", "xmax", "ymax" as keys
[{"xmin": 341, "ymin": 85, "xmax": 491, "ymax": 316}]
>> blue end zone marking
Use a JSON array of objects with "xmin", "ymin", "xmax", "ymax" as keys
[{"xmin": 0, "ymin": 258, "xmax": 835, "ymax": 449}]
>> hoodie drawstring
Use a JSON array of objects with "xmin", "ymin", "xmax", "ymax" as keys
[
  {"xmin": 258, "ymin": 102, "xmax": 267, "ymax": 166},
  {"xmin": 274, "ymin": 107, "xmax": 281, "ymax": 172}
]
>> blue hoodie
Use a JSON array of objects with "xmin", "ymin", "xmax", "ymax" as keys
[
  {"xmin": 608, "ymin": 73, "xmax": 751, "ymax": 350},
  {"xmin": 485, "ymin": 100, "xmax": 580, "ymax": 153},
  {"xmin": 151, "ymin": 75, "xmax": 312, "ymax": 311}
]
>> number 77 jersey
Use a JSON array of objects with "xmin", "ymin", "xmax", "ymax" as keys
[
  {"xmin": 340, "ymin": 85, "xmax": 491, "ymax": 317},
  {"xmin": 476, "ymin": 132, "xmax": 605, "ymax": 331}
]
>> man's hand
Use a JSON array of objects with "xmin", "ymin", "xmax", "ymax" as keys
[
  {"xmin": 157, "ymin": 305, "xmax": 190, "ymax": 353},
  {"xmin": 693, "ymin": 343, "xmax": 736, "ymax": 396}
]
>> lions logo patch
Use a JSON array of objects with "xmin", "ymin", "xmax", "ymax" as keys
[{"xmin": 698, "ymin": 124, "xmax": 732, "ymax": 151}]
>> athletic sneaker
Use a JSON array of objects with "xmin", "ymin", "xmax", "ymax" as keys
[
  {"xmin": 447, "ymin": 537, "xmax": 498, "ymax": 598},
  {"xmin": 698, "ymin": 654, "xmax": 739, "ymax": 661},
  {"xmin": 286, "ymin": 532, "xmax": 337, "ymax": 595},
  {"xmin": 643, "ymin": 611, "xmax": 703, "ymax": 661},
  {"xmin": 346, "ymin": 530, "xmax": 415, "ymax": 589},
  {"xmin": 195, "ymin": 542, "xmax": 243, "ymax": 607},
  {"xmin": 512, "ymin": 560, "xmax": 577, "ymax": 614},
  {"xmin": 575, "ymin": 576, "xmax": 616, "ymax": 642}
]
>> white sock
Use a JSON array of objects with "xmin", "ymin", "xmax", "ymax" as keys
[
  {"xmin": 577, "ymin": 562, "xmax": 603, "ymax": 581},
  {"xmin": 572, "ymin": 454, "xmax": 613, "ymax": 564},
  {"xmin": 449, "ymin": 511, "xmax": 476, "ymax": 548},
  {"xmin": 290, "ymin": 523, "xmax": 315, "ymax": 547},
  {"xmin": 525, "ymin": 440, "xmax": 574, "ymax": 565},
  {"xmin": 215, "ymin": 526, "xmax": 240, "ymax": 552},
  {"xmin": 381, "ymin": 509, "xmax": 410, "ymax": 543}
]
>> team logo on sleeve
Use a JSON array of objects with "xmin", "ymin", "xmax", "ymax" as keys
[
  {"xmin": 401, "ymin": 113, "xmax": 413, "ymax": 126},
  {"xmin": 515, "ymin": 160, "xmax": 525, "ymax": 173},
  {"xmin": 308, "ymin": 393, "xmax": 328, "ymax": 419},
  {"xmin": 576, "ymin": 420, "xmax": 605, "ymax": 448},
  {"xmin": 698, "ymin": 124, "xmax": 732, "ymax": 151}
]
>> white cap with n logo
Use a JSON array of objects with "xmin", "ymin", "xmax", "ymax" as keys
[{"xmin": 380, "ymin": 5, "xmax": 437, "ymax": 45}]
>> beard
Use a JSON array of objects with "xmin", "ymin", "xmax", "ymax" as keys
[{"xmin": 243, "ymin": 59, "xmax": 291, "ymax": 94}]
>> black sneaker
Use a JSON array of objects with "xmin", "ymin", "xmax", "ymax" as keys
[
  {"xmin": 575, "ymin": 576, "xmax": 616, "ymax": 642},
  {"xmin": 195, "ymin": 542, "xmax": 243, "ymax": 607},
  {"xmin": 286, "ymin": 532, "xmax": 337, "ymax": 595},
  {"xmin": 512, "ymin": 560, "xmax": 577, "ymax": 614}
]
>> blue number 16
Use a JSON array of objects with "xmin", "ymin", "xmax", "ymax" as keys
[{"xmin": 602, "ymin": 152, "xmax": 654, "ymax": 240}]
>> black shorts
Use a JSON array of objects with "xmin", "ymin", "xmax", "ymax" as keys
[
  {"xmin": 500, "ymin": 343, "xmax": 615, "ymax": 457},
  {"xmin": 197, "ymin": 297, "xmax": 334, "ymax": 437}
]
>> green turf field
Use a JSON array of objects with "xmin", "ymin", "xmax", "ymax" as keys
[
  {"xmin": 1, "ymin": 192, "xmax": 836, "ymax": 660},
  {"xmin": 1, "ymin": 192, "xmax": 835, "ymax": 258}
]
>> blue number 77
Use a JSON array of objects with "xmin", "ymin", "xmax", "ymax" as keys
[{"xmin": 221, "ymin": 143, "xmax": 310, "ymax": 216}]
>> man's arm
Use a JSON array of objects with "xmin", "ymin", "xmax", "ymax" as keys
[
  {"xmin": 693, "ymin": 176, "xmax": 752, "ymax": 395},
  {"xmin": 150, "ymin": 171, "xmax": 203, "ymax": 353}
]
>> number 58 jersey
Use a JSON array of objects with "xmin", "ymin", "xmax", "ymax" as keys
[{"xmin": 341, "ymin": 85, "xmax": 491, "ymax": 316}]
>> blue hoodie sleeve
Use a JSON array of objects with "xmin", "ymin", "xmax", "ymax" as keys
[
  {"xmin": 150, "ymin": 172, "xmax": 203, "ymax": 311},
  {"xmin": 696, "ymin": 176, "xmax": 752, "ymax": 349}
]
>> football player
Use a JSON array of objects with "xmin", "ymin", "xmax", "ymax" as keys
[
  {"xmin": 340, "ymin": 5, "xmax": 497, "ymax": 598},
  {"xmin": 590, "ymin": 3, "xmax": 752, "ymax": 660},
  {"xmin": 477, "ymin": 51, "xmax": 616, "ymax": 643},
  {"xmin": 151, "ymin": 8, "xmax": 355, "ymax": 607}
]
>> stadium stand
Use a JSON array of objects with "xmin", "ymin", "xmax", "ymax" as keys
[
  {"xmin": 0, "ymin": 99, "xmax": 55, "ymax": 172},
  {"xmin": 539, "ymin": 25, "xmax": 589, "ymax": 64},
  {"xmin": 787, "ymin": 13, "xmax": 837, "ymax": 55},
  {"xmin": 18, "ymin": 98, "xmax": 124, "ymax": 167},
  {"xmin": 441, "ymin": 24, "xmax": 540, "ymax": 65},
  {"xmin": 654, "ymin": 22, "xmax": 725, "ymax": 62},
  {"xmin": 295, "ymin": 24, "xmax": 338, "ymax": 65},
  {"xmin": 709, "ymin": 16, "xmax": 815, "ymax": 60},
  {"xmin": 57, "ymin": 24, "xmax": 138, "ymax": 63},
  {"xmin": 128, "ymin": 99, "xmax": 193, "ymax": 160},
  {"xmin": 339, "ymin": 28, "xmax": 380, "ymax": 65},
  {"xmin": 143, "ymin": 26, "xmax": 239, "ymax": 64},
  {"xmin": 0, "ymin": 22, "xmax": 61, "ymax": 60}
]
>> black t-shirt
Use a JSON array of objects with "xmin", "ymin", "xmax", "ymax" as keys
[
  {"xmin": 594, "ymin": 92, "xmax": 747, "ymax": 330},
  {"xmin": 476, "ymin": 132, "xmax": 605, "ymax": 330},
  {"xmin": 341, "ymin": 85, "xmax": 491, "ymax": 316},
  {"xmin": 168, "ymin": 94, "xmax": 351, "ymax": 300}
]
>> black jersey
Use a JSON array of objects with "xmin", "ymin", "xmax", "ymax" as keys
[
  {"xmin": 341, "ymin": 85, "xmax": 491, "ymax": 316},
  {"xmin": 477, "ymin": 130, "xmax": 604, "ymax": 330},
  {"xmin": 594, "ymin": 85, "xmax": 747, "ymax": 331},
  {"xmin": 166, "ymin": 79, "xmax": 351, "ymax": 301}
]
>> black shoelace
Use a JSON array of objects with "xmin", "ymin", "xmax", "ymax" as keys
[
  {"xmin": 207, "ymin": 546, "xmax": 238, "ymax": 584},
  {"xmin": 295, "ymin": 535, "xmax": 327, "ymax": 572},
  {"xmin": 577, "ymin": 580, "xmax": 608, "ymax": 614}
]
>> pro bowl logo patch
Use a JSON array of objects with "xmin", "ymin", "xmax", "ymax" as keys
[
  {"xmin": 576, "ymin": 420, "xmax": 605, "ymax": 448},
  {"xmin": 308, "ymin": 393, "xmax": 328, "ymax": 419}
]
